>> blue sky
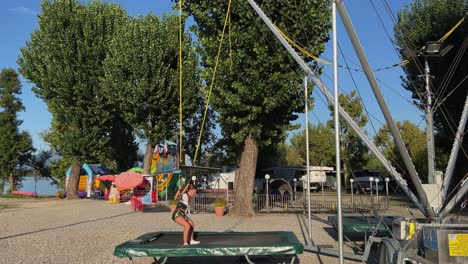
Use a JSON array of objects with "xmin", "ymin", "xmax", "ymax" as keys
[{"xmin": 0, "ymin": 0, "xmax": 421, "ymax": 151}]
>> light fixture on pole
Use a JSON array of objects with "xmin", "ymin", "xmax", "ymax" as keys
[
  {"xmin": 265, "ymin": 174, "xmax": 270, "ymax": 210},
  {"xmin": 192, "ymin": 176, "xmax": 197, "ymax": 186},
  {"xmin": 350, "ymin": 179, "xmax": 355, "ymax": 206}
]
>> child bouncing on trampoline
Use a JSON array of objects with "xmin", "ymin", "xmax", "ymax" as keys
[{"xmin": 172, "ymin": 183, "xmax": 200, "ymax": 246}]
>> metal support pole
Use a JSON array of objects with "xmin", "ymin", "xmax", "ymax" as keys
[
  {"xmin": 376, "ymin": 180, "xmax": 380, "ymax": 210},
  {"xmin": 332, "ymin": 3, "xmax": 344, "ymax": 262},
  {"xmin": 293, "ymin": 179, "xmax": 297, "ymax": 201},
  {"xmin": 424, "ymin": 58, "xmax": 436, "ymax": 184},
  {"xmin": 246, "ymin": 0, "xmax": 426, "ymax": 216},
  {"xmin": 370, "ymin": 181, "xmax": 373, "ymax": 209},
  {"xmin": 386, "ymin": 179, "xmax": 389, "ymax": 209},
  {"xmin": 442, "ymin": 94, "xmax": 468, "ymax": 202},
  {"xmin": 304, "ymin": 76, "xmax": 312, "ymax": 242},
  {"xmin": 439, "ymin": 176, "xmax": 468, "ymax": 219},
  {"xmin": 266, "ymin": 179, "xmax": 269, "ymax": 211},
  {"xmin": 335, "ymin": 0, "xmax": 434, "ymax": 218},
  {"xmin": 267, "ymin": 180, "xmax": 270, "ymax": 210}
]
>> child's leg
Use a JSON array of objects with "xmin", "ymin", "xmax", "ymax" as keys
[
  {"xmin": 174, "ymin": 216, "xmax": 191, "ymax": 245},
  {"xmin": 187, "ymin": 218, "xmax": 199, "ymax": 244}
]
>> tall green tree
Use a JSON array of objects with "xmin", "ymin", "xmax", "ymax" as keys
[
  {"xmin": 394, "ymin": 0, "xmax": 468, "ymax": 186},
  {"xmin": 0, "ymin": 68, "xmax": 35, "ymax": 193},
  {"xmin": 290, "ymin": 123, "xmax": 334, "ymax": 167},
  {"xmin": 18, "ymin": 0, "xmax": 128, "ymax": 198},
  {"xmin": 102, "ymin": 13, "xmax": 200, "ymax": 174},
  {"xmin": 178, "ymin": 1, "xmax": 331, "ymax": 216},
  {"xmin": 328, "ymin": 91, "xmax": 369, "ymax": 184},
  {"xmin": 182, "ymin": 106, "xmax": 217, "ymax": 166},
  {"xmin": 374, "ymin": 121, "xmax": 428, "ymax": 183}
]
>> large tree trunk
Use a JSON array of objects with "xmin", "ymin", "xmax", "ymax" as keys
[
  {"xmin": 9, "ymin": 173, "xmax": 15, "ymax": 192},
  {"xmin": 66, "ymin": 158, "xmax": 81, "ymax": 199},
  {"xmin": 0, "ymin": 180, "xmax": 4, "ymax": 194},
  {"xmin": 143, "ymin": 142, "xmax": 154, "ymax": 175},
  {"xmin": 231, "ymin": 135, "xmax": 258, "ymax": 216}
]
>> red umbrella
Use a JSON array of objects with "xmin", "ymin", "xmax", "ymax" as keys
[
  {"xmin": 95, "ymin": 175, "xmax": 116, "ymax": 182},
  {"xmin": 115, "ymin": 171, "xmax": 144, "ymax": 190}
]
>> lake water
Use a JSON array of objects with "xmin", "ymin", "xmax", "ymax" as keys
[{"xmin": 3, "ymin": 177, "xmax": 59, "ymax": 196}]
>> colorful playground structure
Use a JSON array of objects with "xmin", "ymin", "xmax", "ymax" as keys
[{"xmin": 65, "ymin": 163, "xmax": 111, "ymax": 198}]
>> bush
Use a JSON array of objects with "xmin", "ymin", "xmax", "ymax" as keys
[
  {"xmin": 211, "ymin": 199, "xmax": 227, "ymax": 208},
  {"xmin": 168, "ymin": 199, "xmax": 178, "ymax": 206},
  {"xmin": 56, "ymin": 190, "xmax": 63, "ymax": 198}
]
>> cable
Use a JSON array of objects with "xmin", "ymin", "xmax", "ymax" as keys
[
  {"xmin": 339, "ymin": 43, "xmax": 379, "ymax": 138},
  {"xmin": 434, "ymin": 74, "xmax": 468, "ymax": 111},
  {"xmin": 178, "ymin": 0, "xmax": 183, "ymax": 163},
  {"xmin": 193, "ymin": 0, "xmax": 232, "ymax": 164},
  {"xmin": 433, "ymin": 33, "xmax": 468, "ymax": 107}
]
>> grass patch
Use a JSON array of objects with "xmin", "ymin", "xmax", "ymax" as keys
[
  {"xmin": 0, "ymin": 204, "xmax": 19, "ymax": 210},
  {"xmin": 0, "ymin": 194, "xmax": 32, "ymax": 199}
]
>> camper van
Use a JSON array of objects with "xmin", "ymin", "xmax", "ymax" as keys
[
  {"xmin": 258, "ymin": 166, "xmax": 334, "ymax": 192},
  {"xmin": 350, "ymin": 169, "xmax": 384, "ymax": 193}
]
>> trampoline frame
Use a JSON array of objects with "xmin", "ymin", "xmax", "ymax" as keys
[{"xmin": 115, "ymin": 231, "xmax": 303, "ymax": 264}]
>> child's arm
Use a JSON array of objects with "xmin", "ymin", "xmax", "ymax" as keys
[{"xmin": 174, "ymin": 183, "xmax": 190, "ymax": 200}]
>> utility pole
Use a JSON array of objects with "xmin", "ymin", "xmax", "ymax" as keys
[{"xmin": 421, "ymin": 58, "xmax": 436, "ymax": 183}]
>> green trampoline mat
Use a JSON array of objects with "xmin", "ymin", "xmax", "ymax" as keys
[
  {"xmin": 114, "ymin": 231, "xmax": 303, "ymax": 258},
  {"xmin": 328, "ymin": 215, "xmax": 398, "ymax": 236}
]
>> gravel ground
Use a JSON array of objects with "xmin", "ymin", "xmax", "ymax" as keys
[{"xmin": 0, "ymin": 197, "xmax": 425, "ymax": 264}]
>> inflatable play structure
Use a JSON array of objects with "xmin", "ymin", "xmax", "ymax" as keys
[
  {"xmin": 65, "ymin": 163, "xmax": 111, "ymax": 198},
  {"xmin": 11, "ymin": 190, "xmax": 36, "ymax": 197},
  {"xmin": 129, "ymin": 141, "xmax": 182, "ymax": 204}
]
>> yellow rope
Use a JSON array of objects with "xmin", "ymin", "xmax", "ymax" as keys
[
  {"xmin": 178, "ymin": 0, "xmax": 183, "ymax": 163},
  {"xmin": 439, "ymin": 16, "xmax": 465, "ymax": 42},
  {"xmin": 274, "ymin": 24, "xmax": 331, "ymax": 65},
  {"xmin": 193, "ymin": 0, "xmax": 232, "ymax": 164},
  {"xmin": 275, "ymin": 13, "xmax": 465, "ymax": 71},
  {"xmin": 229, "ymin": 11, "xmax": 233, "ymax": 71}
]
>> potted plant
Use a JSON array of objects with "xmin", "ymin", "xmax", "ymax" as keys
[
  {"xmin": 56, "ymin": 190, "xmax": 63, "ymax": 199},
  {"xmin": 211, "ymin": 199, "xmax": 228, "ymax": 216},
  {"xmin": 168, "ymin": 199, "xmax": 178, "ymax": 212}
]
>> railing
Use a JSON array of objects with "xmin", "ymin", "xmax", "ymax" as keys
[{"xmin": 172, "ymin": 191, "xmax": 390, "ymax": 214}]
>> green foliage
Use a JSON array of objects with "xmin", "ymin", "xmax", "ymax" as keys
[
  {"xmin": 257, "ymin": 142, "xmax": 289, "ymax": 169},
  {"xmin": 102, "ymin": 13, "xmax": 201, "ymax": 172},
  {"xmin": 374, "ymin": 121, "xmax": 428, "ymax": 182},
  {"xmin": 182, "ymin": 106, "xmax": 217, "ymax": 165},
  {"xmin": 103, "ymin": 13, "xmax": 200, "ymax": 145},
  {"xmin": 177, "ymin": 0, "xmax": 331, "ymax": 215},
  {"xmin": 328, "ymin": 91, "xmax": 369, "ymax": 172},
  {"xmin": 19, "ymin": 0, "xmax": 136, "ymax": 175},
  {"xmin": 48, "ymin": 156, "xmax": 72, "ymax": 188},
  {"xmin": 56, "ymin": 190, "xmax": 64, "ymax": 198},
  {"xmin": 211, "ymin": 199, "xmax": 228, "ymax": 208},
  {"xmin": 178, "ymin": 0, "xmax": 330, "ymax": 149},
  {"xmin": 0, "ymin": 68, "xmax": 35, "ymax": 189},
  {"xmin": 290, "ymin": 123, "xmax": 334, "ymax": 166},
  {"xmin": 394, "ymin": 0, "xmax": 468, "ymax": 182}
]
